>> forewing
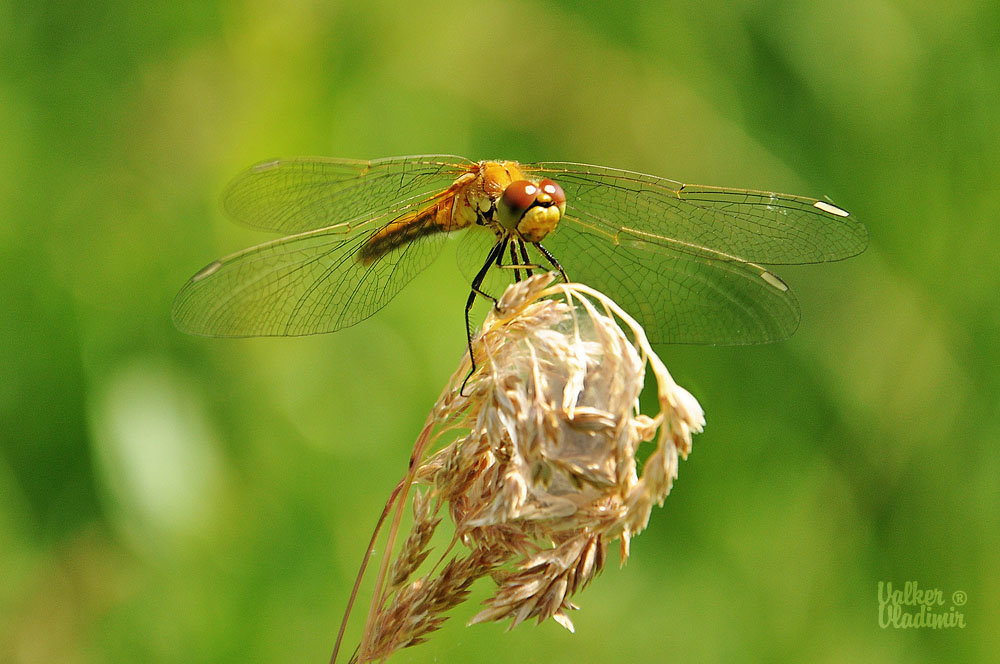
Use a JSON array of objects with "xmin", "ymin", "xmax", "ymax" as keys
[
  {"xmin": 172, "ymin": 220, "xmax": 450, "ymax": 337},
  {"xmin": 525, "ymin": 162, "xmax": 868, "ymax": 265},
  {"xmin": 224, "ymin": 155, "xmax": 473, "ymax": 233}
]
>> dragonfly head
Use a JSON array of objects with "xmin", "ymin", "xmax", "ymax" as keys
[{"xmin": 497, "ymin": 179, "xmax": 567, "ymax": 242}]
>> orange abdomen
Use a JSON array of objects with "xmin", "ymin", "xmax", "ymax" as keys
[{"xmin": 358, "ymin": 195, "xmax": 458, "ymax": 266}]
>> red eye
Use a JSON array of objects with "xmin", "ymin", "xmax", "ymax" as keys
[
  {"xmin": 501, "ymin": 180, "xmax": 538, "ymax": 213},
  {"xmin": 539, "ymin": 179, "xmax": 566, "ymax": 206}
]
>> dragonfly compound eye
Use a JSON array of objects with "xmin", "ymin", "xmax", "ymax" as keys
[
  {"xmin": 502, "ymin": 181, "xmax": 539, "ymax": 212},
  {"xmin": 538, "ymin": 179, "xmax": 566, "ymax": 208},
  {"xmin": 499, "ymin": 180, "xmax": 539, "ymax": 230}
]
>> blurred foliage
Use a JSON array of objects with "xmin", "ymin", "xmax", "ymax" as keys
[{"xmin": 2, "ymin": 0, "xmax": 997, "ymax": 662}]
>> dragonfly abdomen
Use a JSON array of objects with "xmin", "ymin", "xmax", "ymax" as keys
[{"xmin": 358, "ymin": 196, "xmax": 462, "ymax": 266}]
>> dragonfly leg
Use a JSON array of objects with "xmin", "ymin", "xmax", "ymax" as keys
[
  {"xmin": 534, "ymin": 242, "xmax": 569, "ymax": 282},
  {"xmin": 509, "ymin": 241, "xmax": 522, "ymax": 282},
  {"xmin": 517, "ymin": 239, "xmax": 534, "ymax": 277},
  {"xmin": 462, "ymin": 237, "xmax": 508, "ymax": 395}
]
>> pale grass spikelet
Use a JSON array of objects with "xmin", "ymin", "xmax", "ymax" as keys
[{"xmin": 345, "ymin": 273, "xmax": 704, "ymax": 663}]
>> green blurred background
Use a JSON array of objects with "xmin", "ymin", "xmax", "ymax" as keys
[{"xmin": 3, "ymin": 0, "xmax": 997, "ymax": 661}]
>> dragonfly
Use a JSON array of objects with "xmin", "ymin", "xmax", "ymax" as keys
[{"xmin": 172, "ymin": 155, "xmax": 868, "ymax": 349}]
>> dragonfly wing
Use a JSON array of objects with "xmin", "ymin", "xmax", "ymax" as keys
[
  {"xmin": 525, "ymin": 162, "xmax": 868, "ymax": 265},
  {"xmin": 224, "ymin": 155, "xmax": 473, "ymax": 233},
  {"xmin": 543, "ymin": 218, "xmax": 800, "ymax": 344},
  {"xmin": 172, "ymin": 221, "xmax": 450, "ymax": 337}
]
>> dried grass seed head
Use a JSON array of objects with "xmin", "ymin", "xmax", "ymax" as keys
[
  {"xmin": 439, "ymin": 272, "xmax": 704, "ymax": 546},
  {"xmin": 352, "ymin": 274, "xmax": 706, "ymax": 661}
]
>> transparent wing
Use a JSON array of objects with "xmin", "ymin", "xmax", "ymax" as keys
[
  {"xmin": 174, "ymin": 155, "xmax": 475, "ymax": 337},
  {"xmin": 172, "ymin": 216, "xmax": 452, "ymax": 337},
  {"xmin": 456, "ymin": 219, "xmax": 799, "ymax": 345},
  {"xmin": 524, "ymin": 162, "xmax": 868, "ymax": 265},
  {"xmin": 540, "ymin": 222, "xmax": 800, "ymax": 344},
  {"xmin": 223, "ymin": 155, "xmax": 473, "ymax": 233}
]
